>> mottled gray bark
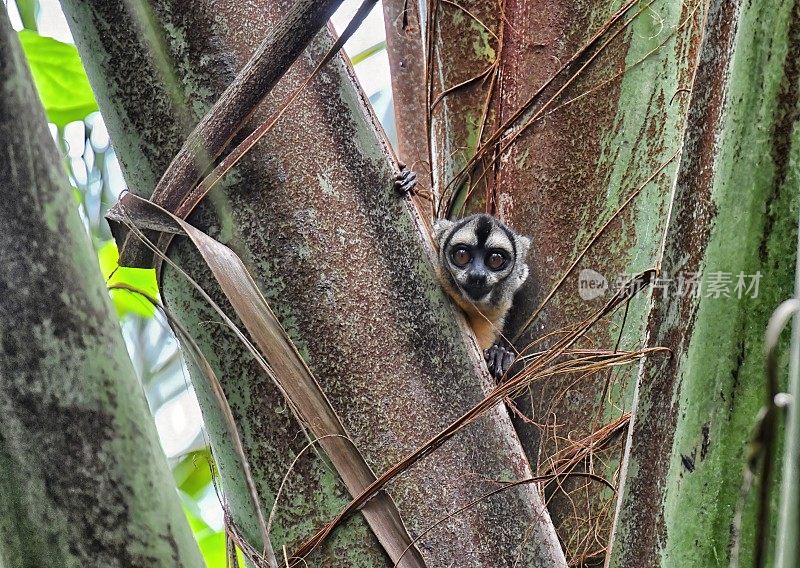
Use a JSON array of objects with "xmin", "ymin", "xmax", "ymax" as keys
[
  {"xmin": 0, "ymin": 9, "xmax": 203, "ymax": 568},
  {"xmin": 61, "ymin": 0, "xmax": 565, "ymax": 566}
]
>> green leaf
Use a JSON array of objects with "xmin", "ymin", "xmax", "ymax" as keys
[
  {"xmin": 350, "ymin": 40, "xmax": 386, "ymax": 65},
  {"xmin": 17, "ymin": 30, "xmax": 98, "ymax": 126},
  {"xmin": 197, "ymin": 530, "xmax": 228, "ymax": 567},
  {"xmin": 172, "ymin": 449, "xmax": 214, "ymax": 499},
  {"xmin": 97, "ymin": 240, "xmax": 158, "ymax": 318},
  {"xmin": 181, "ymin": 500, "xmax": 212, "ymax": 536},
  {"xmin": 197, "ymin": 531, "xmax": 245, "ymax": 567},
  {"xmin": 181, "ymin": 498, "xmax": 243, "ymax": 568}
]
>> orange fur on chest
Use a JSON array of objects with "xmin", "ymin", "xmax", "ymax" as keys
[{"xmin": 438, "ymin": 273, "xmax": 510, "ymax": 350}]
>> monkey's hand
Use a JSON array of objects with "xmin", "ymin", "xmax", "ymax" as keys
[
  {"xmin": 484, "ymin": 344, "xmax": 515, "ymax": 381},
  {"xmin": 393, "ymin": 166, "xmax": 418, "ymax": 199}
]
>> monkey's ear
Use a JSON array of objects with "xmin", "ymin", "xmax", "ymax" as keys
[
  {"xmin": 433, "ymin": 219, "xmax": 455, "ymax": 242},
  {"xmin": 516, "ymin": 235, "xmax": 531, "ymax": 262}
]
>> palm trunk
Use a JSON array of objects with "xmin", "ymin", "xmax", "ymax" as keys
[
  {"xmin": 60, "ymin": 0, "xmax": 565, "ymax": 565},
  {"xmin": 609, "ymin": 0, "xmax": 800, "ymax": 564},
  {"xmin": 0, "ymin": 9, "xmax": 203, "ymax": 567},
  {"xmin": 424, "ymin": 0, "xmax": 706, "ymax": 560},
  {"xmin": 382, "ymin": 0, "xmax": 431, "ymax": 191}
]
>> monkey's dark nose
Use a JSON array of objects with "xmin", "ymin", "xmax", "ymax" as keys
[
  {"xmin": 463, "ymin": 273, "xmax": 489, "ymax": 300},
  {"xmin": 466, "ymin": 273, "xmax": 487, "ymax": 287}
]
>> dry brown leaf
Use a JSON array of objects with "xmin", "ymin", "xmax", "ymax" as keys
[{"xmin": 116, "ymin": 194, "xmax": 425, "ymax": 568}]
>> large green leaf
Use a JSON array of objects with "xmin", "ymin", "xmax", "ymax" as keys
[
  {"xmin": 197, "ymin": 530, "xmax": 228, "ymax": 568},
  {"xmin": 172, "ymin": 449, "xmax": 214, "ymax": 499},
  {"xmin": 182, "ymin": 499, "xmax": 243, "ymax": 568},
  {"xmin": 17, "ymin": 30, "xmax": 97, "ymax": 126},
  {"xmin": 98, "ymin": 240, "xmax": 158, "ymax": 318}
]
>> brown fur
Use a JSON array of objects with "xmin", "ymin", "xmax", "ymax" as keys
[{"xmin": 438, "ymin": 271, "xmax": 510, "ymax": 349}]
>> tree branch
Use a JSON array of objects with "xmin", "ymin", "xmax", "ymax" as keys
[{"xmin": 110, "ymin": 0, "xmax": 345, "ymax": 268}]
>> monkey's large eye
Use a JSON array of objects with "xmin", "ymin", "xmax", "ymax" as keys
[
  {"xmin": 451, "ymin": 246, "xmax": 472, "ymax": 267},
  {"xmin": 486, "ymin": 251, "xmax": 508, "ymax": 271}
]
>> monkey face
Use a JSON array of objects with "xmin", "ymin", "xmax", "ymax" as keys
[{"xmin": 435, "ymin": 214, "xmax": 530, "ymax": 309}]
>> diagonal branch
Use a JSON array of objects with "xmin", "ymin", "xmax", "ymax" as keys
[{"xmin": 110, "ymin": 0, "xmax": 346, "ymax": 268}]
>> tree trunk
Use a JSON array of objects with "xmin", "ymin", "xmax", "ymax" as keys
[
  {"xmin": 609, "ymin": 0, "xmax": 800, "ymax": 565},
  {"xmin": 61, "ymin": 0, "xmax": 565, "ymax": 565},
  {"xmin": 0, "ymin": 9, "xmax": 203, "ymax": 567},
  {"xmin": 382, "ymin": 0, "xmax": 431, "ymax": 195},
  {"xmin": 424, "ymin": 0, "xmax": 706, "ymax": 560}
]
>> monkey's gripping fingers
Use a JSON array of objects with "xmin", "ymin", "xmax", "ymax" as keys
[
  {"xmin": 484, "ymin": 344, "xmax": 516, "ymax": 380},
  {"xmin": 393, "ymin": 166, "xmax": 418, "ymax": 199}
]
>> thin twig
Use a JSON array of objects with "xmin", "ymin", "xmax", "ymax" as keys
[
  {"xmin": 513, "ymin": 150, "xmax": 680, "ymax": 342},
  {"xmin": 291, "ymin": 271, "xmax": 659, "ymax": 563},
  {"xmin": 431, "ymin": 62, "xmax": 497, "ymax": 109}
]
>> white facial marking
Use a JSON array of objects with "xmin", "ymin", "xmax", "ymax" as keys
[
  {"xmin": 484, "ymin": 230, "xmax": 513, "ymax": 252},
  {"xmin": 448, "ymin": 221, "xmax": 480, "ymax": 250}
]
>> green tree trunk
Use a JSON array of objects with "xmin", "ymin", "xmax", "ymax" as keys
[
  {"xmin": 609, "ymin": 0, "xmax": 800, "ymax": 565},
  {"xmin": 60, "ymin": 0, "xmax": 566, "ymax": 565},
  {"xmin": 422, "ymin": 0, "xmax": 705, "ymax": 560},
  {"xmin": 0, "ymin": 9, "xmax": 203, "ymax": 567}
]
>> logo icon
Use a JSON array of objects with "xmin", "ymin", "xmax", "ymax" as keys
[{"xmin": 578, "ymin": 269, "xmax": 608, "ymax": 300}]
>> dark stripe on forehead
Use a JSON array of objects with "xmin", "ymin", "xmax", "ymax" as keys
[{"xmin": 475, "ymin": 215, "xmax": 493, "ymax": 248}]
